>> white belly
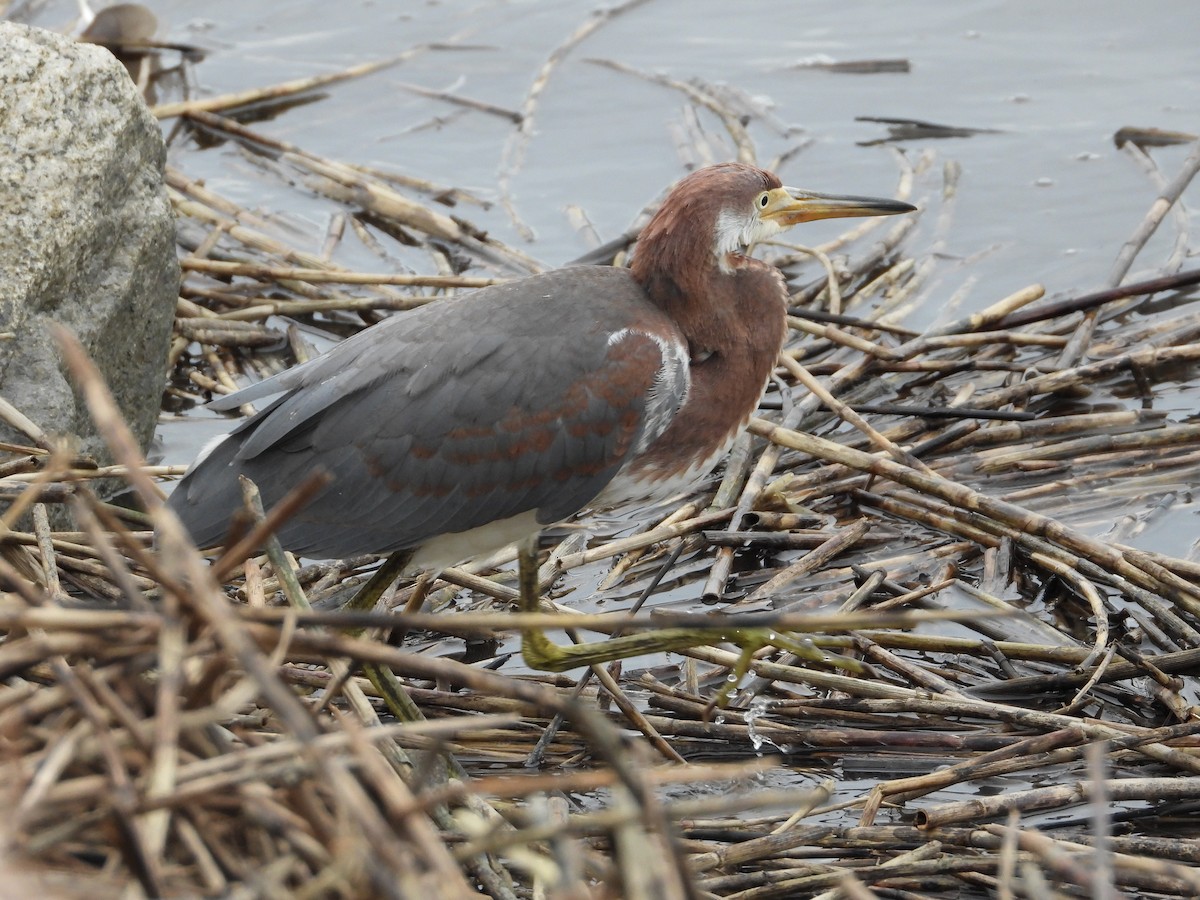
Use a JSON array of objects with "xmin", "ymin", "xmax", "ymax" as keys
[{"xmin": 410, "ymin": 509, "xmax": 541, "ymax": 570}]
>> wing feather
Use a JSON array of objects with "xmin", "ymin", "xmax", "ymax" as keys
[{"xmin": 169, "ymin": 267, "xmax": 691, "ymax": 558}]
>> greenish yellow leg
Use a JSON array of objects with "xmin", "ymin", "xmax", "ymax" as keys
[
  {"xmin": 516, "ymin": 537, "xmax": 871, "ymax": 696},
  {"xmin": 344, "ymin": 550, "xmax": 414, "ymax": 615},
  {"xmin": 340, "ymin": 550, "xmax": 424, "ymax": 722}
]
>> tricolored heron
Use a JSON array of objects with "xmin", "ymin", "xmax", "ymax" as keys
[{"xmin": 169, "ymin": 162, "xmax": 915, "ymax": 669}]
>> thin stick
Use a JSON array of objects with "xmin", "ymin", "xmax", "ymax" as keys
[
  {"xmin": 181, "ymin": 258, "xmax": 501, "ymax": 288},
  {"xmin": 152, "ymin": 55, "xmax": 411, "ymax": 119}
]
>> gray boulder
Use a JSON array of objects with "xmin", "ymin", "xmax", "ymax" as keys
[{"xmin": 0, "ymin": 21, "xmax": 177, "ymax": 471}]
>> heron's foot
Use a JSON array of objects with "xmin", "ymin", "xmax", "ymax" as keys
[
  {"xmin": 521, "ymin": 625, "xmax": 870, "ymax": 695},
  {"xmin": 514, "ymin": 536, "xmax": 870, "ymax": 701}
]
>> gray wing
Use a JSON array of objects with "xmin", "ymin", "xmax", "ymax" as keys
[{"xmin": 168, "ymin": 267, "xmax": 690, "ymax": 558}]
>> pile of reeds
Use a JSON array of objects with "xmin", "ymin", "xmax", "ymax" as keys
[{"xmin": 1, "ymin": 41, "xmax": 1200, "ymax": 899}]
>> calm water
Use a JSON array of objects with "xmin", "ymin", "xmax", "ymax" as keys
[{"xmin": 26, "ymin": 0, "xmax": 1200, "ymax": 309}]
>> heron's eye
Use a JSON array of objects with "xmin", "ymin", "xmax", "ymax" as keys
[{"xmin": 757, "ymin": 192, "xmax": 770, "ymax": 209}]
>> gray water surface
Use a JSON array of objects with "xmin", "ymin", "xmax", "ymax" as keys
[{"xmin": 29, "ymin": 0, "xmax": 1200, "ymax": 312}]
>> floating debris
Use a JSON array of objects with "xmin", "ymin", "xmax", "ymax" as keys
[
  {"xmin": 791, "ymin": 56, "xmax": 912, "ymax": 74},
  {"xmin": 857, "ymin": 114, "xmax": 1004, "ymax": 145}
]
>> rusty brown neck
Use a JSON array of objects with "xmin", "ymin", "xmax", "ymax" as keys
[{"xmin": 628, "ymin": 232, "xmax": 788, "ymax": 481}]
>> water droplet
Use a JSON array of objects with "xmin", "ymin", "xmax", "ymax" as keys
[{"xmin": 743, "ymin": 696, "xmax": 782, "ymax": 754}]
